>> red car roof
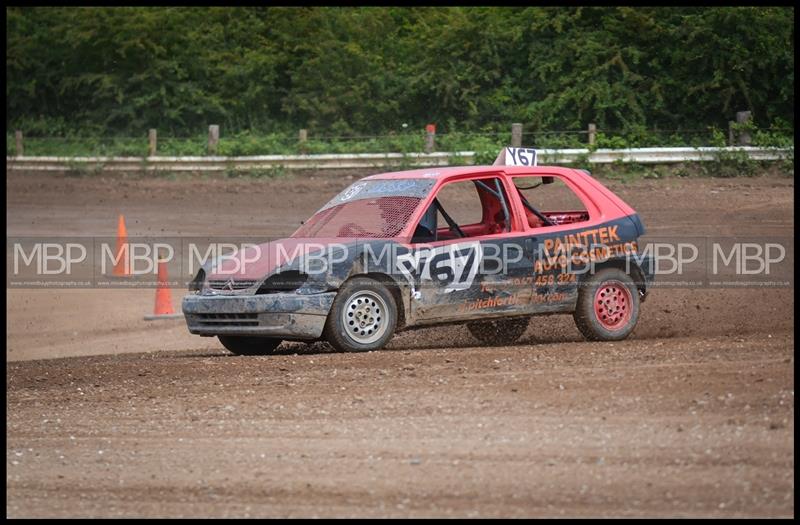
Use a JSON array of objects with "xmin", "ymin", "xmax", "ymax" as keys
[
  {"xmin": 364, "ymin": 164, "xmax": 636, "ymax": 222},
  {"xmin": 365, "ymin": 165, "xmax": 583, "ymax": 181}
]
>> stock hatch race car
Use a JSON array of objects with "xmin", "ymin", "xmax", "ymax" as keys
[{"xmin": 183, "ymin": 148, "xmax": 654, "ymax": 355}]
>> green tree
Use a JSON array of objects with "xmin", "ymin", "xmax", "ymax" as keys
[{"xmin": 6, "ymin": 6, "xmax": 794, "ymax": 136}]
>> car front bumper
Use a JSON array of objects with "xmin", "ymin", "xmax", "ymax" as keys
[{"xmin": 182, "ymin": 291, "xmax": 336, "ymax": 340}]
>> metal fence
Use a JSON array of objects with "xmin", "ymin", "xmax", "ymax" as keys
[
  {"xmin": 6, "ymin": 146, "xmax": 793, "ymax": 173},
  {"xmin": 7, "ymin": 118, "xmax": 794, "ymax": 158}
]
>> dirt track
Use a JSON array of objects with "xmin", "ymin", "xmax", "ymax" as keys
[{"xmin": 6, "ymin": 170, "xmax": 795, "ymax": 517}]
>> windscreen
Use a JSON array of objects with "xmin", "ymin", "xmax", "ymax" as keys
[{"xmin": 292, "ymin": 179, "xmax": 435, "ymax": 239}]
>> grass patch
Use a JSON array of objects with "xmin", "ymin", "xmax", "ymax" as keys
[{"xmin": 592, "ymin": 158, "xmax": 794, "ymax": 181}]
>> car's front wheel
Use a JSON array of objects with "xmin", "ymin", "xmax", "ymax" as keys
[
  {"xmin": 218, "ymin": 336, "xmax": 282, "ymax": 356},
  {"xmin": 467, "ymin": 317, "xmax": 530, "ymax": 345},
  {"xmin": 324, "ymin": 277, "xmax": 398, "ymax": 352}
]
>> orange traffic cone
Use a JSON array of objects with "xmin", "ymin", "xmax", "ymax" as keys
[
  {"xmin": 113, "ymin": 214, "xmax": 131, "ymax": 277},
  {"xmin": 144, "ymin": 256, "xmax": 183, "ymax": 320}
]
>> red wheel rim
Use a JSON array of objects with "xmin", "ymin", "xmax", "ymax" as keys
[{"xmin": 593, "ymin": 281, "xmax": 632, "ymax": 330}]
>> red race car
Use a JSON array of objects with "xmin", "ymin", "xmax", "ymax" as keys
[{"xmin": 183, "ymin": 150, "xmax": 654, "ymax": 355}]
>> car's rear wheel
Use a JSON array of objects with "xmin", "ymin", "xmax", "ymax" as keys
[
  {"xmin": 467, "ymin": 317, "xmax": 530, "ymax": 346},
  {"xmin": 218, "ymin": 336, "xmax": 282, "ymax": 356},
  {"xmin": 573, "ymin": 268, "xmax": 640, "ymax": 341},
  {"xmin": 324, "ymin": 277, "xmax": 398, "ymax": 352}
]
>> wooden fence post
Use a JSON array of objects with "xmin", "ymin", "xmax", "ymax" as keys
[
  {"xmin": 298, "ymin": 129, "xmax": 308, "ymax": 154},
  {"xmin": 511, "ymin": 123, "xmax": 523, "ymax": 147},
  {"xmin": 736, "ymin": 111, "xmax": 752, "ymax": 146},
  {"xmin": 425, "ymin": 124, "xmax": 436, "ymax": 153},
  {"xmin": 148, "ymin": 129, "xmax": 157, "ymax": 156},
  {"xmin": 728, "ymin": 121, "xmax": 736, "ymax": 146},
  {"xmin": 588, "ymin": 123, "xmax": 597, "ymax": 146},
  {"xmin": 15, "ymin": 130, "xmax": 23, "ymax": 156},
  {"xmin": 208, "ymin": 125, "xmax": 220, "ymax": 155}
]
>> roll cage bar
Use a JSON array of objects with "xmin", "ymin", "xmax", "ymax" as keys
[
  {"xmin": 428, "ymin": 178, "xmax": 514, "ymax": 239},
  {"xmin": 412, "ymin": 174, "xmax": 555, "ymax": 241}
]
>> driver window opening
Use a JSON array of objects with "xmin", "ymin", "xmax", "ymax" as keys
[
  {"xmin": 512, "ymin": 176, "xmax": 590, "ymax": 229},
  {"xmin": 411, "ymin": 177, "xmax": 512, "ymax": 243}
]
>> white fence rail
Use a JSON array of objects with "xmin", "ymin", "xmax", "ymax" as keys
[{"xmin": 6, "ymin": 146, "xmax": 792, "ymax": 173}]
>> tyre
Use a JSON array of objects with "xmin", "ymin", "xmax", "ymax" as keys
[
  {"xmin": 324, "ymin": 277, "xmax": 398, "ymax": 352},
  {"xmin": 573, "ymin": 268, "xmax": 640, "ymax": 341},
  {"xmin": 467, "ymin": 316, "xmax": 530, "ymax": 346},
  {"xmin": 218, "ymin": 335, "xmax": 282, "ymax": 356}
]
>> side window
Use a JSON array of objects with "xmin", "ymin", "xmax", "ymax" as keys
[
  {"xmin": 433, "ymin": 180, "xmax": 483, "ymax": 227},
  {"xmin": 412, "ymin": 177, "xmax": 512, "ymax": 243},
  {"xmin": 512, "ymin": 176, "xmax": 590, "ymax": 228}
]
